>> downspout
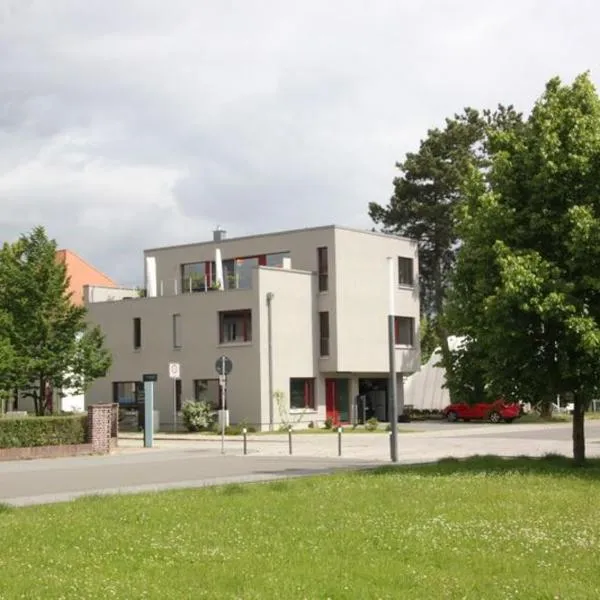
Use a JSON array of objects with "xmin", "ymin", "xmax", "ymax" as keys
[{"xmin": 266, "ymin": 292, "xmax": 274, "ymax": 431}]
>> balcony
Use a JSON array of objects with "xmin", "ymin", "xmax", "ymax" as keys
[{"xmin": 84, "ymin": 277, "xmax": 253, "ymax": 304}]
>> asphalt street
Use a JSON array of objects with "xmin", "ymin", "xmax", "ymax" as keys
[{"xmin": 2, "ymin": 420, "xmax": 599, "ymax": 507}]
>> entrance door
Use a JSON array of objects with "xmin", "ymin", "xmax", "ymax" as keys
[
  {"xmin": 325, "ymin": 378, "xmax": 350, "ymax": 424},
  {"xmin": 326, "ymin": 379, "xmax": 338, "ymax": 423}
]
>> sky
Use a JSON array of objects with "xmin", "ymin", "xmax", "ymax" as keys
[{"xmin": 1, "ymin": 0, "xmax": 599, "ymax": 284}]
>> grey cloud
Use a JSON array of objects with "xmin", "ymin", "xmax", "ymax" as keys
[{"xmin": 1, "ymin": 0, "xmax": 599, "ymax": 283}]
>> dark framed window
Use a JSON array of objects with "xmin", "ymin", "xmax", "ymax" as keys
[
  {"xmin": 181, "ymin": 261, "xmax": 211, "ymax": 293},
  {"xmin": 172, "ymin": 313, "xmax": 182, "ymax": 348},
  {"xmin": 133, "ymin": 317, "xmax": 141, "ymax": 349},
  {"xmin": 218, "ymin": 309, "xmax": 252, "ymax": 344},
  {"xmin": 265, "ymin": 251, "xmax": 290, "ymax": 267},
  {"xmin": 290, "ymin": 378, "xmax": 315, "ymax": 409},
  {"xmin": 193, "ymin": 379, "xmax": 222, "ymax": 410},
  {"xmin": 112, "ymin": 381, "xmax": 144, "ymax": 406},
  {"xmin": 317, "ymin": 246, "xmax": 328, "ymax": 292},
  {"xmin": 175, "ymin": 379, "xmax": 182, "ymax": 411},
  {"xmin": 394, "ymin": 316, "xmax": 415, "ymax": 346},
  {"xmin": 398, "ymin": 257, "xmax": 414, "ymax": 286},
  {"xmin": 319, "ymin": 311, "xmax": 330, "ymax": 357}
]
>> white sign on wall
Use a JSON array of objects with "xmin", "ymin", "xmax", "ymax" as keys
[{"xmin": 168, "ymin": 362, "xmax": 181, "ymax": 379}]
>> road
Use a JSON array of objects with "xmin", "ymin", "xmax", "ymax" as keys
[{"xmin": 1, "ymin": 420, "xmax": 599, "ymax": 507}]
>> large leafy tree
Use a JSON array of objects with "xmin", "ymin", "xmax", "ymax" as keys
[
  {"xmin": 447, "ymin": 73, "xmax": 600, "ymax": 464},
  {"xmin": 0, "ymin": 226, "xmax": 112, "ymax": 415},
  {"xmin": 369, "ymin": 109, "xmax": 486, "ymax": 375}
]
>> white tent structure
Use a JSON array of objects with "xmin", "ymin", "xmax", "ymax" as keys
[{"xmin": 404, "ymin": 335, "xmax": 467, "ymax": 410}]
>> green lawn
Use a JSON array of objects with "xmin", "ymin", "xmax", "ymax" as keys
[{"xmin": 2, "ymin": 455, "xmax": 600, "ymax": 599}]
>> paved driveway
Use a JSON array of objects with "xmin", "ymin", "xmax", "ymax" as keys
[{"xmin": 2, "ymin": 421, "xmax": 599, "ymax": 507}]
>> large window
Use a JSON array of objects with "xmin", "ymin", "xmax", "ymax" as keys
[
  {"xmin": 173, "ymin": 313, "xmax": 182, "ymax": 348},
  {"xmin": 194, "ymin": 379, "xmax": 222, "ymax": 409},
  {"xmin": 181, "ymin": 261, "xmax": 211, "ymax": 293},
  {"xmin": 233, "ymin": 257, "xmax": 259, "ymax": 290},
  {"xmin": 112, "ymin": 381, "xmax": 144, "ymax": 406},
  {"xmin": 398, "ymin": 257, "xmax": 414, "ymax": 286},
  {"xmin": 394, "ymin": 316, "xmax": 415, "ymax": 346},
  {"xmin": 133, "ymin": 317, "xmax": 141, "ymax": 349},
  {"xmin": 319, "ymin": 311, "xmax": 330, "ymax": 357},
  {"xmin": 219, "ymin": 309, "xmax": 252, "ymax": 344},
  {"xmin": 290, "ymin": 378, "xmax": 315, "ymax": 410},
  {"xmin": 317, "ymin": 246, "xmax": 328, "ymax": 292},
  {"xmin": 266, "ymin": 251, "xmax": 290, "ymax": 267}
]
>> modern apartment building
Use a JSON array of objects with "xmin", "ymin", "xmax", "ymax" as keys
[{"xmin": 84, "ymin": 225, "xmax": 420, "ymax": 430}]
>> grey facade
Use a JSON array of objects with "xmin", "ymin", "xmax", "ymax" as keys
[{"xmin": 84, "ymin": 225, "xmax": 420, "ymax": 430}]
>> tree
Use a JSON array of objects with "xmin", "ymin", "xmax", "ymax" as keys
[
  {"xmin": 447, "ymin": 73, "xmax": 600, "ymax": 464},
  {"xmin": 369, "ymin": 109, "xmax": 486, "ymax": 382},
  {"xmin": 0, "ymin": 226, "xmax": 112, "ymax": 415}
]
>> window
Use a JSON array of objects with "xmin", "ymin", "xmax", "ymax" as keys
[
  {"xmin": 233, "ymin": 257, "xmax": 259, "ymax": 290},
  {"xmin": 290, "ymin": 378, "xmax": 315, "ymax": 409},
  {"xmin": 133, "ymin": 317, "xmax": 141, "ymax": 349},
  {"xmin": 266, "ymin": 251, "xmax": 290, "ymax": 267},
  {"xmin": 181, "ymin": 262, "xmax": 210, "ymax": 293},
  {"xmin": 194, "ymin": 379, "xmax": 221, "ymax": 409},
  {"xmin": 175, "ymin": 379, "xmax": 182, "ymax": 411},
  {"xmin": 398, "ymin": 257, "xmax": 414, "ymax": 286},
  {"xmin": 172, "ymin": 313, "xmax": 182, "ymax": 348},
  {"xmin": 219, "ymin": 309, "xmax": 252, "ymax": 344},
  {"xmin": 317, "ymin": 246, "xmax": 328, "ymax": 292},
  {"xmin": 112, "ymin": 381, "xmax": 144, "ymax": 406},
  {"xmin": 394, "ymin": 316, "xmax": 415, "ymax": 346},
  {"xmin": 319, "ymin": 311, "xmax": 330, "ymax": 356}
]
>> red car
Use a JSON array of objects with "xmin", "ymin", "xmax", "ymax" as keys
[{"xmin": 442, "ymin": 399, "xmax": 521, "ymax": 423}]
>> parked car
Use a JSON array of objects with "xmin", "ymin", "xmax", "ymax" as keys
[{"xmin": 442, "ymin": 399, "xmax": 521, "ymax": 423}]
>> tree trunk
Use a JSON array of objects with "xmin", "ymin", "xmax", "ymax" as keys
[
  {"xmin": 572, "ymin": 394, "xmax": 586, "ymax": 466},
  {"xmin": 37, "ymin": 376, "xmax": 46, "ymax": 416},
  {"xmin": 432, "ymin": 254, "xmax": 453, "ymax": 400}
]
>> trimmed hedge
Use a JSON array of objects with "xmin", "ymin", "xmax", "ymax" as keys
[{"xmin": 0, "ymin": 415, "xmax": 88, "ymax": 449}]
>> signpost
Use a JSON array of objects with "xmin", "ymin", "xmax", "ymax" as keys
[
  {"xmin": 215, "ymin": 356, "xmax": 232, "ymax": 454},
  {"xmin": 169, "ymin": 362, "xmax": 181, "ymax": 432},
  {"xmin": 142, "ymin": 373, "xmax": 157, "ymax": 448}
]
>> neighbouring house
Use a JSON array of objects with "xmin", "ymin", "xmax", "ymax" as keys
[
  {"xmin": 10, "ymin": 250, "xmax": 117, "ymax": 414},
  {"xmin": 84, "ymin": 225, "xmax": 421, "ymax": 430}
]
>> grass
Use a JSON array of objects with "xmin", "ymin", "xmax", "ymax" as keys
[{"xmin": 2, "ymin": 455, "xmax": 600, "ymax": 599}]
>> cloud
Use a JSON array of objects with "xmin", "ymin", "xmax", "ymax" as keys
[{"xmin": 1, "ymin": 0, "xmax": 599, "ymax": 282}]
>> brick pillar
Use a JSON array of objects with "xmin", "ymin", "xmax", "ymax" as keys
[
  {"xmin": 111, "ymin": 403, "xmax": 119, "ymax": 447},
  {"xmin": 87, "ymin": 404, "xmax": 113, "ymax": 454}
]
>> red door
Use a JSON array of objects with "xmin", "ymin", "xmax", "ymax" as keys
[{"xmin": 325, "ymin": 379, "xmax": 338, "ymax": 423}]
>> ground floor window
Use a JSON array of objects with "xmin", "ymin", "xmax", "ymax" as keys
[
  {"xmin": 112, "ymin": 381, "xmax": 144, "ymax": 406},
  {"xmin": 290, "ymin": 378, "xmax": 315, "ymax": 410},
  {"xmin": 193, "ymin": 378, "xmax": 222, "ymax": 409}
]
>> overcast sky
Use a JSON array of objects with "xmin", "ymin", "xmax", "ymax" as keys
[{"xmin": 1, "ymin": 0, "xmax": 598, "ymax": 283}]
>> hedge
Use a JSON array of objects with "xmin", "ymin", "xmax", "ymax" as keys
[{"xmin": 0, "ymin": 415, "xmax": 88, "ymax": 449}]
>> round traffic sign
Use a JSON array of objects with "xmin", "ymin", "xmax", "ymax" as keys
[{"xmin": 215, "ymin": 355, "xmax": 233, "ymax": 375}]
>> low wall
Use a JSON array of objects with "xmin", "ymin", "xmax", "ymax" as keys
[
  {"xmin": 0, "ymin": 443, "xmax": 94, "ymax": 461},
  {"xmin": 0, "ymin": 403, "xmax": 118, "ymax": 462}
]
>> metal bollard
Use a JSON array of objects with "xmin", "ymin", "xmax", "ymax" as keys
[
  {"xmin": 288, "ymin": 426, "xmax": 293, "ymax": 455},
  {"xmin": 242, "ymin": 427, "xmax": 247, "ymax": 455},
  {"xmin": 337, "ymin": 426, "xmax": 342, "ymax": 457}
]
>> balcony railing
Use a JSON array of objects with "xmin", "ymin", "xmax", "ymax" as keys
[{"xmin": 84, "ymin": 277, "xmax": 253, "ymax": 303}]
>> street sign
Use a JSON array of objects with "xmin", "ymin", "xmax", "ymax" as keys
[
  {"xmin": 143, "ymin": 373, "xmax": 158, "ymax": 382},
  {"xmin": 215, "ymin": 355, "xmax": 233, "ymax": 376},
  {"xmin": 218, "ymin": 374, "xmax": 226, "ymax": 386},
  {"xmin": 168, "ymin": 362, "xmax": 181, "ymax": 379}
]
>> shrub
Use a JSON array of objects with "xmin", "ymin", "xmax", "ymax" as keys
[
  {"xmin": 182, "ymin": 400, "xmax": 215, "ymax": 432},
  {"xmin": 324, "ymin": 417, "xmax": 334, "ymax": 430},
  {"xmin": 365, "ymin": 417, "xmax": 379, "ymax": 431},
  {"xmin": 0, "ymin": 415, "xmax": 87, "ymax": 448}
]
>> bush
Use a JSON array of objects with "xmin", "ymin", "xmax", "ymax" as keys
[
  {"xmin": 182, "ymin": 400, "xmax": 215, "ymax": 432},
  {"xmin": 324, "ymin": 417, "xmax": 334, "ymax": 430},
  {"xmin": 0, "ymin": 415, "xmax": 87, "ymax": 448},
  {"xmin": 365, "ymin": 417, "xmax": 379, "ymax": 431}
]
